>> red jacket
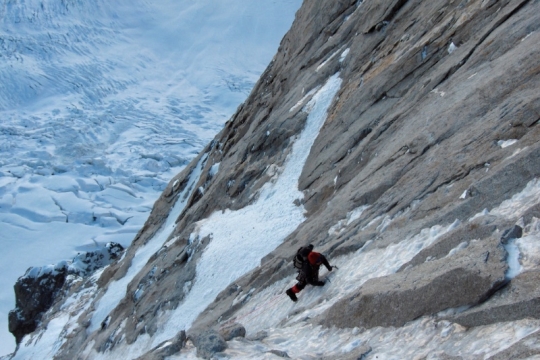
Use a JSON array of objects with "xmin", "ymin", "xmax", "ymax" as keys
[{"xmin": 307, "ymin": 251, "xmax": 332, "ymax": 270}]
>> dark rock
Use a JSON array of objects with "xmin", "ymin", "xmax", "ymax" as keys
[
  {"xmin": 8, "ymin": 263, "xmax": 67, "ymax": 343},
  {"xmin": 267, "ymin": 349, "xmax": 290, "ymax": 358},
  {"xmin": 500, "ymin": 225, "xmax": 523, "ymax": 244},
  {"xmin": 218, "ymin": 322, "xmax": 246, "ymax": 341},
  {"xmin": 193, "ymin": 329, "xmax": 228, "ymax": 360},
  {"xmin": 8, "ymin": 242, "xmax": 125, "ymax": 343}
]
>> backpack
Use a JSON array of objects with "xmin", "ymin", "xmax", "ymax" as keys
[{"xmin": 293, "ymin": 247, "xmax": 305, "ymax": 270}]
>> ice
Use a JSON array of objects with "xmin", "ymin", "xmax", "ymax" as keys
[
  {"xmin": 504, "ymin": 239, "xmax": 523, "ymax": 280},
  {"xmin": 289, "ymin": 86, "xmax": 321, "ymax": 113},
  {"xmin": 209, "ymin": 163, "xmax": 220, "ymax": 177},
  {"xmin": 328, "ymin": 205, "xmax": 368, "ymax": 236},
  {"xmin": 36, "ymin": 176, "xmax": 80, "ymax": 193},
  {"xmin": 316, "ymin": 48, "xmax": 344, "ymax": 72},
  {"xmin": 11, "ymin": 188, "xmax": 67, "ymax": 223},
  {"xmin": 446, "ymin": 241, "xmax": 469, "ymax": 258},
  {"xmin": 340, "ymin": 48, "xmax": 350, "ymax": 63},
  {"xmin": 516, "ymin": 234, "xmax": 540, "ymax": 273},
  {"xmin": 490, "ymin": 178, "xmax": 540, "ymax": 219},
  {"xmin": 50, "ymin": 192, "xmax": 95, "ymax": 224},
  {"xmin": 498, "ymin": 139, "xmax": 518, "ymax": 148}
]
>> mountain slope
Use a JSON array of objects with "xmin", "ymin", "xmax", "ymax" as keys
[
  {"xmin": 0, "ymin": 0, "xmax": 301, "ymax": 356},
  {"xmin": 9, "ymin": 0, "xmax": 540, "ymax": 359}
]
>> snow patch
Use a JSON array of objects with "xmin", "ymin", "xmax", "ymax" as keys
[
  {"xmin": 498, "ymin": 139, "xmax": 518, "ymax": 148},
  {"xmin": 340, "ymin": 48, "xmax": 350, "ymax": 63},
  {"xmin": 316, "ymin": 48, "xmax": 344, "ymax": 72},
  {"xmin": 289, "ymin": 86, "xmax": 321, "ymax": 113},
  {"xmin": 328, "ymin": 205, "xmax": 370, "ymax": 235},
  {"xmin": 504, "ymin": 239, "xmax": 523, "ymax": 280},
  {"xmin": 446, "ymin": 241, "xmax": 469, "ymax": 258}
]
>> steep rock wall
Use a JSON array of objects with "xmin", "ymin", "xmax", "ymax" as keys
[{"xmin": 10, "ymin": 0, "xmax": 540, "ymax": 358}]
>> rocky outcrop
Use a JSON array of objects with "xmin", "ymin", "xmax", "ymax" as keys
[
  {"xmin": 8, "ymin": 242, "xmax": 124, "ymax": 344},
  {"xmin": 187, "ymin": 0, "xmax": 540, "ymax": 334},
  {"xmin": 8, "ymin": 263, "xmax": 67, "ymax": 344}
]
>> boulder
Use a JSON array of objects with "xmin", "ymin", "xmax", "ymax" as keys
[
  {"xmin": 218, "ymin": 322, "xmax": 246, "ymax": 341},
  {"xmin": 193, "ymin": 329, "xmax": 228, "ymax": 360}
]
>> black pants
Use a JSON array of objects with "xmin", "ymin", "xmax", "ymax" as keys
[{"xmin": 293, "ymin": 267, "xmax": 320, "ymax": 292}]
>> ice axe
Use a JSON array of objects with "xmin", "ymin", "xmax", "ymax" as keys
[{"xmin": 325, "ymin": 265, "xmax": 338, "ymax": 282}]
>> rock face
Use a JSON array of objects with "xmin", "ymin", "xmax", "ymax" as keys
[
  {"xmin": 9, "ymin": 0, "xmax": 540, "ymax": 358},
  {"xmin": 8, "ymin": 242, "xmax": 124, "ymax": 344},
  {"xmin": 322, "ymin": 235, "xmax": 508, "ymax": 329}
]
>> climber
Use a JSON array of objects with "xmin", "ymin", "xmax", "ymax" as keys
[{"xmin": 286, "ymin": 244, "xmax": 333, "ymax": 302}]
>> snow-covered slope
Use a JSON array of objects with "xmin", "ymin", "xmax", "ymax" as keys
[
  {"xmin": 0, "ymin": 0, "xmax": 301, "ymax": 356},
  {"xmin": 7, "ymin": 0, "xmax": 540, "ymax": 359}
]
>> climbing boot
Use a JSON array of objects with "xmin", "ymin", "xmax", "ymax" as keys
[{"xmin": 286, "ymin": 288, "xmax": 298, "ymax": 302}]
